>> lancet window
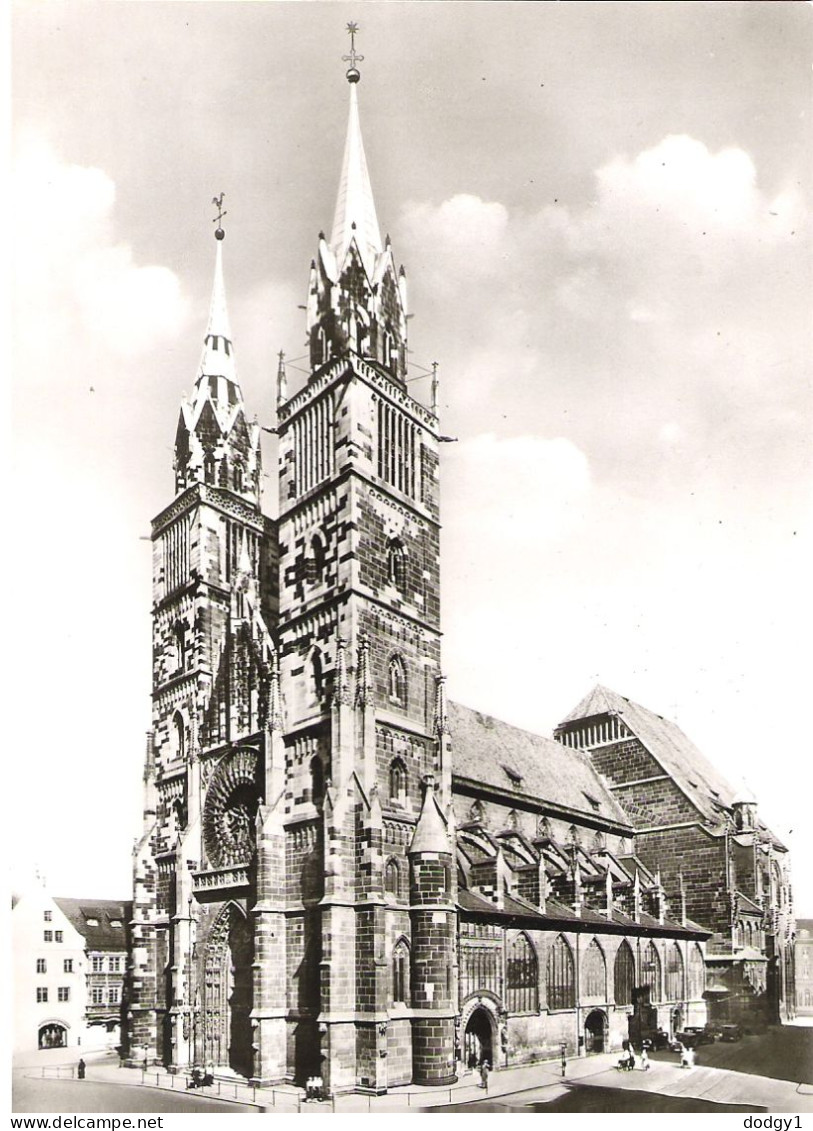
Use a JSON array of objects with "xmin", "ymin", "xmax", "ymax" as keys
[
  {"xmin": 546, "ymin": 935, "xmax": 575, "ymax": 1010},
  {"xmin": 506, "ymin": 933, "xmax": 538, "ymax": 1013}
]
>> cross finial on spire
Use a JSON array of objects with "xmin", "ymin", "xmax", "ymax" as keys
[
  {"xmin": 212, "ymin": 193, "xmax": 227, "ymax": 240},
  {"xmin": 343, "ymin": 21, "xmax": 364, "ymax": 82}
]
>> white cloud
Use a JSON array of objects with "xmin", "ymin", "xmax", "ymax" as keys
[
  {"xmin": 443, "ymin": 432, "xmax": 591, "ymax": 552},
  {"xmin": 596, "ymin": 135, "xmax": 761, "ymax": 230},
  {"xmin": 13, "ymin": 137, "xmax": 189, "ymax": 364}
]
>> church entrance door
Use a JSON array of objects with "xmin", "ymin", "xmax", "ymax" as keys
[
  {"xmin": 584, "ymin": 1010, "xmax": 606, "ymax": 1053},
  {"xmin": 464, "ymin": 1007, "xmax": 493, "ymax": 1069},
  {"xmin": 201, "ymin": 904, "xmax": 254, "ymax": 1077}
]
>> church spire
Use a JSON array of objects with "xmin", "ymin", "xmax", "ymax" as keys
[
  {"xmin": 329, "ymin": 80, "xmax": 382, "ymax": 278},
  {"xmin": 194, "ymin": 202, "xmax": 240, "ymax": 408},
  {"xmin": 173, "ymin": 200, "xmax": 261, "ymax": 503},
  {"xmin": 305, "ymin": 27, "xmax": 409, "ymax": 384}
]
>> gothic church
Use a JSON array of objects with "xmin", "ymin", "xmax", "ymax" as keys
[{"xmin": 128, "ymin": 48, "xmax": 794, "ymax": 1093}]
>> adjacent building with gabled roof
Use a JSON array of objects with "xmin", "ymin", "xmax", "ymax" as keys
[
  {"xmin": 55, "ymin": 899, "xmax": 131, "ymax": 1039},
  {"xmin": 13, "ymin": 888, "xmax": 131, "ymax": 1053},
  {"xmin": 555, "ymin": 684, "xmax": 794, "ymax": 1026}
]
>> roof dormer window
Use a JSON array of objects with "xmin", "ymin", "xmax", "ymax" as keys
[{"xmin": 503, "ymin": 765, "xmax": 523, "ymax": 789}]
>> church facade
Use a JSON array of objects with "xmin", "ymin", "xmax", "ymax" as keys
[{"xmin": 126, "ymin": 54, "xmax": 792, "ymax": 1093}]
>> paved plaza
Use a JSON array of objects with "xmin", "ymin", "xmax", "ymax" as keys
[{"xmin": 12, "ymin": 1027, "xmax": 813, "ymax": 1115}]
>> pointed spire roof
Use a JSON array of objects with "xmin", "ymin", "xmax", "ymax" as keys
[
  {"xmin": 409, "ymin": 775, "xmax": 451, "ymax": 856},
  {"xmin": 189, "ymin": 233, "xmax": 245, "ymax": 425},
  {"xmin": 330, "ymin": 82, "xmax": 382, "ymax": 278}
]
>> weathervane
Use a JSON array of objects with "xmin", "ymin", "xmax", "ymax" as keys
[
  {"xmin": 343, "ymin": 22, "xmax": 363, "ymax": 82},
  {"xmin": 212, "ymin": 193, "xmax": 227, "ymax": 240}
]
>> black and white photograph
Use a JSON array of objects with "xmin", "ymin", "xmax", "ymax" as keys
[{"xmin": 10, "ymin": 0, "xmax": 812, "ymax": 1117}]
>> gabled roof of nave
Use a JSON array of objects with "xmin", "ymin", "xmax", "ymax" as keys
[
  {"xmin": 558, "ymin": 684, "xmax": 787, "ymax": 849},
  {"xmin": 448, "ymin": 699, "xmax": 631, "ymax": 829},
  {"xmin": 560, "ymin": 685, "xmax": 741, "ymax": 816}
]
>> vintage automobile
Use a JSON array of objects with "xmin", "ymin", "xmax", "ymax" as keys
[
  {"xmin": 720, "ymin": 1024, "xmax": 743, "ymax": 1042},
  {"xmin": 670, "ymin": 1026, "xmax": 716, "ymax": 1050}
]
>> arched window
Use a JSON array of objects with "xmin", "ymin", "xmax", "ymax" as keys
[
  {"xmin": 310, "ymin": 756, "xmax": 324, "ymax": 805},
  {"xmin": 219, "ymin": 457, "xmax": 229, "ymax": 487},
  {"xmin": 307, "ymin": 534, "xmax": 326, "ymax": 584},
  {"xmin": 173, "ymin": 621, "xmax": 187, "ymax": 672},
  {"xmin": 389, "ymin": 758, "xmax": 407, "ymax": 806},
  {"xmin": 385, "ymin": 857, "xmax": 402, "ymax": 899},
  {"xmin": 665, "ymin": 942, "xmax": 684, "ymax": 1001},
  {"xmin": 614, "ymin": 940, "xmax": 635, "ymax": 1006},
  {"xmin": 388, "ymin": 655, "xmax": 406, "ymax": 706},
  {"xmin": 387, "ymin": 539, "xmax": 406, "ymax": 590},
  {"xmin": 233, "ymin": 461, "xmax": 244, "ymax": 492},
  {"xmin": 310, "ymin": 648, "xmax": 324, "ymax": 701},
  {"xmin": 642, "ymin": 942, "xmax": 662, "ymax": 1003},
  {"xmin": 582, "ymin": 939, "xmax": 606, "ymax": 999},
  {"xmin": 592, "ymin": 830, "xmax": 605, "ymax": 853},
  {"xmin": 393, "ymin": 939, "xmax": 410, "ymax": 1005},
  {"xmin": 688, "ymin": 944, "xmax": 705, "ymax": 999},
  {"xmin": 172, "ymin": 797, "xmax": 187, "ymax": 831},
  {"xmin": 172, "ymin": 712, "xmax": 185, "ymax": 761},
  {"xmin": 507, "ymin": 933, "xmax": 538, "ymax": 1013},
  {"xmin": 203, "ymin": 453, "xmax": 215, "ymax": 484},
  {"xmin": 546, "ymin": 935, "xmax": 575, "ymax": 1011}
]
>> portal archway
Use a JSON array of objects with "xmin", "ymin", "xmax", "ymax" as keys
[
  {"xmin": 201, "ymin": 904, "xmax": 254, "ymax": 1076},
  {"xmin": 464, "ymin": 1006, "xmax": 494, "ymax": 1069},
  {"xmin": 584, "ymin": 1009, "xmax": 607, "ymax": 1054},
  {"xmin": 38, "ymin": 1023, "xmax": 67, "ymax": 1049}
]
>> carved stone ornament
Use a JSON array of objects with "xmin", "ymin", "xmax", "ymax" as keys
[{"xmin": 202, "ymin": 748, "xmax": 260, "ymax": 868}]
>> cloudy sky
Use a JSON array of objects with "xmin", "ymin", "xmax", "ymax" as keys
[{"xmin": 11, "ymin": 2, "xmax": 812, "ymax": 913}]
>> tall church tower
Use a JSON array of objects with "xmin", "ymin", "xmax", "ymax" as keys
[
  {"xmin": 130, "ymin": 221, "xmax": 279, "ymax": 1074},
  {"xmin": 130, "ymin": 33, "xmax": 456, "ymax": 1093},
  {"xmin": 269, "ymin": 39, "xmax": 455, "ymax": 1091}
]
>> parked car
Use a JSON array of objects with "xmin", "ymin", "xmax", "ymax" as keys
[
  {"xmin": 720, "ymin": 1024, "xmax": 743, "ymax": 1042},
  {"xmin": 671, "ymin": 1026, "xmax": 714, "ymax": 1049}
]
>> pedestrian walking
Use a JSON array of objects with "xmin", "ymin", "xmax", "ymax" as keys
[
  {"xmin": 479, "ymin": 1059, "xmax": 490, "ymax": 1091},
  {"xmin": 77, "ymin": 1059, "xmax": 86, "ymax": 1080},
  {"xmin": 640, "ymin": 1048, "xmax": 650, "ymax": 1071}
]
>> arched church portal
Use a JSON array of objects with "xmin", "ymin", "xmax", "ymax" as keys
[
  {"xmin": 200, "ymin": 904, "xmax": 254, "ymax": 1077},
  {"xmin": 584, "ymin": 1010, "xmax": 607, "ymax": 1054},
  {"xmin": 464, "ymin": 1006, "xmax": 494, "ymax": 1069}
]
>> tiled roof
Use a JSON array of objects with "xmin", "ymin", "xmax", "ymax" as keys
[
  {"xmin": 558, "ymin": 686, "xmax": 786, "ymax": 850},
  {"xmin": 55, "ymin": 899, "xmax": 131, "ymax": 951},
  {"xmin": 449, "ymin": 700, "xmax": 630, "ymax": 828},
  {"xmin": 457, "ymin": 888, "xmax": 708, "ymax": 938},
  {"xmin": 736, "ymin": 892, "xmax": 763, "ymax": 915}
]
